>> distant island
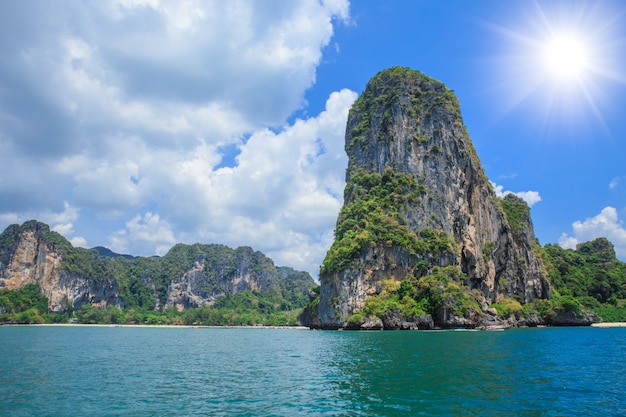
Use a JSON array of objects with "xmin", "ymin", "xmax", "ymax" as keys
[{"xmin": 2, "ymin": 67, "xmax": 625, "ymax": 329}]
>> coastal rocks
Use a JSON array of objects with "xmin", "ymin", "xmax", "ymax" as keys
[
  {"xmin": 550, "ymin": 310, "xmax": 601, "ymax": 326},
  {"xmin": 360, "ymin": 316, "xmax": 383, "ymax": 330},
  {"xmin": 318, "ymin": 67, "xmax": 550, "ymax": 329},
  {"xmin": 341, "ymin": 312, "xmax": 434, "ymax": 330}
]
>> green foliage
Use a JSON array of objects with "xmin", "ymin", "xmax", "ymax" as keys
[
  {"xmin": 491, "ymin": 298, "xmax": 523, "ymax": 318},
  {"xmin": 349, "ymin": 266, "xmax": 481, "ymax": 324},
  {"xmin": 321, "ymin": 167, "xmax": 453, "ymax": 275},
  {"xmin": 0, "ymin": 220, "xmax": 314, "ymax": 326},
  {"xmin": 181, "ymin": 290, "xmax": 302, "ymax": 326},
  {"xmin": 499, "ymin": 194, "xmax": 530, "ymax": 234},
  {"xmin": 347, "ymin": 67, "xmax": 460, "ymax": 150},
  {"xmin": 75, "ymin": 304, "xmax": 104, "ymax": 324},
  {"xmin": 594, "ymin": 306, "xmax": 626, "ymax": 322},
  {"xmin": 0, "ymin": 283, "xmax": 49, "ymax": 323},
  {"xmin": 276, "ymin": 267, "xmax": 315, "ymax": 309},
  {"xmin": 541, "ymin": 238, "xmax": 626, "ymax": 311},
  {"xmin": 302, "ymin": 285, "xmax": 320, "ymax": 319}
]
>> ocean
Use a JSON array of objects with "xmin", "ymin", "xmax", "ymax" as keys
[{"xmin": 1, "ymin": 326, "xmax": 624, "ymax": 416}]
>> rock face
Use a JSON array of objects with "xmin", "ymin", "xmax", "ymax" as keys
[
  {"xmin": 0, "ymin": 221, "xmax": 314, "ymax": 313},
  {"xmin": 163, "ymin": 244, "xmax": 281, "ymax": 310},
  {"xmin": 0, "ymin": 221, "xmax": 123, "ymax": 312},
  {"xmin": 550, "ymin": 310, "xmax": 601, "ymax": 326},
  {"xmin": 318, "ymin": 67, "xmax": 550, "ymax": 328}
]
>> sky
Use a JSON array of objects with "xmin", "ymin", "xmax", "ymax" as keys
[{"xmin": 1, "ymin": 0, "xmax": 625, "ymax": 279}]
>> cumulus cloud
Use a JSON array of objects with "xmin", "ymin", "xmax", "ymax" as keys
[
  {"xmin": 110, "ymin": 212, "xmax": 177, "ymax": 256},
  {"xmin": 490, "ymin": 181, "xmax": 542, "ymax": 207},
  {"xmin": 558, "ymin": 207, "xmax": 626, "ymax": 259},
  {"xmin": 107, "ymin": 89, "xmax": 356, "ymax": 273},
  {"xmin": 0, "ymin": 201, "xmax": 89, "ymax": 248},
  {"xmin": 0, "ymin": 1, "xmax": 351, "ymax": 277}
]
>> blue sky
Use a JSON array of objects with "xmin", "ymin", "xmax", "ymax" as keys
[{"xmin": 1, "ymin": 1, "xmax": 625, "ymax": 278}]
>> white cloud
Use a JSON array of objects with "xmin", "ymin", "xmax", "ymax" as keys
[
  {"xmin": 0, "ymin": 1, "xmax": 351, "ymax": 277},
  {"xmin": 110, "ymin": 212, "xmax": 176, "ymax": 256},
  {"xmin": 70, "ymin": 236, "xmax": 89, "ymax": 248},
  {"xmin": 491, "ymin": 181, "xmax": 542, "ymax": 207},
  {"xmin": 0, "ymin": 202, "xmax": 88, "ymax": 248},
  {"xmin": 558, "ymin": 207, "xmax": 626, "ymax": 259},
  {"xmin": 105, "ymin": 88, "xmax": 357, "ymax": 275}
]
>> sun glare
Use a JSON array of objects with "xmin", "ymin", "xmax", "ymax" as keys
[
  {"xmin": 484, "ymin": 1, "xmax": 624, "ymax": 132},
  {"xmin": 543, "ymin": 35, "xmax": 588, "ymax": 80}
]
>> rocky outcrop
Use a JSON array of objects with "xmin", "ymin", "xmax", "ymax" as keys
[
  {"xmin": 0, "ymin": 221, "xmax": 123, "ymax": 312},
  {"xmin": 549, "ymin": 310, "xmax": 601, "ymax": 326},
  {"xmin": 164, "ymin": 244, "xmax": 280, "ymax": 310},
  {"xmin": 0, "ymin": 221, "xmax": 314, "ymax": 314},
  {"xmin": 318, "ymin": 67, "xmax": 550, "ymax": 329}
]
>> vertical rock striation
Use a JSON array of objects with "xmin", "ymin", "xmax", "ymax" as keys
[
  {"xmin": 0, "ymin": 221, "xmax": 123, "ymax": 312},
  {"xmin": 0, "ymin": 221, "xmax": 315, "ymax": 314},
  {"xmin": 318, "ymin": 67, "xmax": 549, "ymax": 328},
  {"xmin": 164, "ymin": 244, "xmax": 280, "ymax": 310}
]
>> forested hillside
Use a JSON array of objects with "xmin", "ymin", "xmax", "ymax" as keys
[
  {"xmin": 541, "ymin": 238, "xmax": 626, "ymax": 322},
  {"xmin": 0, "ymin": 221, "xmax": 315, "ymax": 325}
]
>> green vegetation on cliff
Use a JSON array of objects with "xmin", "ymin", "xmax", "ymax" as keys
[
  {"xmin": 348, "ymin": 67, "xmax": 461, "ymax": 151},
  {"xmin": 67, "ymin": 290, "xmax": 304, "ymax": 326},
  {"xmin": 345, "ymin": 236, "xmax": 626, "ymax": 326},
  {"xmin": 499, "ymin": 194, "xmax": 531, "ymax": 234},
  {"xmin": 0, "ymin": 282, "xmax": 312, "ymax": 326},
  {"xmin": 348, "ymin": 266, "xmax": 481, "ymax": 325},
  {"xmin": 541, "ymin": 238, "xmax": 626, "ymax": 321},
  {"xmin": 0, "ymin": 221, "xmax": 316, "ymax": 325},
  {"xmin": 0, "ymin": 284, "xmax": 50, "ymax": 324},
  {"xmin": 321, "ymin": 168, "xmax": 454, "ymax": 275}
]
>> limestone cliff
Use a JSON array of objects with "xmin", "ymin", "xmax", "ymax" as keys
[
  {"xmin": 318, "ymin": 67, "xmax": 549, "ymax": 329},
  {"xmin": 0, "ymin": 221, "xmax": 314, "ymax": 313},
  {"xmin": 0, "ymin": 221, "xmax": 123, "ymax": 312},
  {"xmin": 162, "ymin": 244, "xmax": 281, "ymax": 310}
]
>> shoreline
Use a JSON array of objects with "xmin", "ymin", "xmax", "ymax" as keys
[
  {"xmin": 1, "ymin": 323, "xmax": 310, "ymax": 330},
  {"xmin": 3, "ymin": 322, "xmax": 626, "ymax": 329},
  {"xmin": 591, "ymin": 322, "xmax": 626, "ymax": 328}
]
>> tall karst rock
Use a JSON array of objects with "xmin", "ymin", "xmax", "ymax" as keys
[{"xmin": 318, "ymin": 67, "xmax": 549, "ymax": 329}]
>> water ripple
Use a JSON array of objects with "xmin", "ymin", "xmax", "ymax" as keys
[{"xmin": 0, "ymin": 326, "xmax": 625, "ymax": 416}]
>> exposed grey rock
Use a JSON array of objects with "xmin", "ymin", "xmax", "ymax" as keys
[
  {"xmin": 0, "ymin": 221, "xmax": 314, "ymax": 314},
  {"xmin": 164, "ymin": 245, "xmax": 280, "ymax": 310},
  {"xmin": 360, "ymin": 316, "xmax": 384, "ymax": 330},
  {"xmin": 416, "ymin": 314, "xmax": 435, "ymax": 330},
  {"xmin": 520, "ymin": 312, "xmax": 543, "ymax": 327},
  {"xmin": 318, "ymin": 67, "xmax": 550, "ymax": 329},
  {"xmin": 551, "ymin": 310, "xmax": 601, "ymax": 326}
]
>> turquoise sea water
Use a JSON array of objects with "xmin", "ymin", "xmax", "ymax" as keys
[{"xmin": 0, "ymin": 326, "xmax": 625, "ymax": 416}]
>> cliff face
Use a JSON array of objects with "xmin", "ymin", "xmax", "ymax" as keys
[
  {"xmin": 318, "ymin": 67, "xmax": 549, "ymax": 328},
  {"xmin": 0, "ymin": 221, "xmax": 123, "ymax": 312},
  {"xmin": 0, "ymin": 221, "xmax": 314, "ymax": 313},
  {"xmin": 163, "ymin": 244, "xmax": 281, "ymax": 310}
]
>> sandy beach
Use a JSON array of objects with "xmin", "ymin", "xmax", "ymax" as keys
[
  {"xmin": 18, "ymin": 323, "xmax": 310, "ymax": 330},
  {"xmin": 591, "ymin": 322, "xmax": 626, "ymax": 328}
]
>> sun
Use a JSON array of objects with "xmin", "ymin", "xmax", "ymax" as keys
[
  {"xmin": 543, "ymin": 34, "xmax": 589, "ymax": 81},
  {"xmin": 482, "ymin": 1, "xmax": 624, "ymax": 132}
]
